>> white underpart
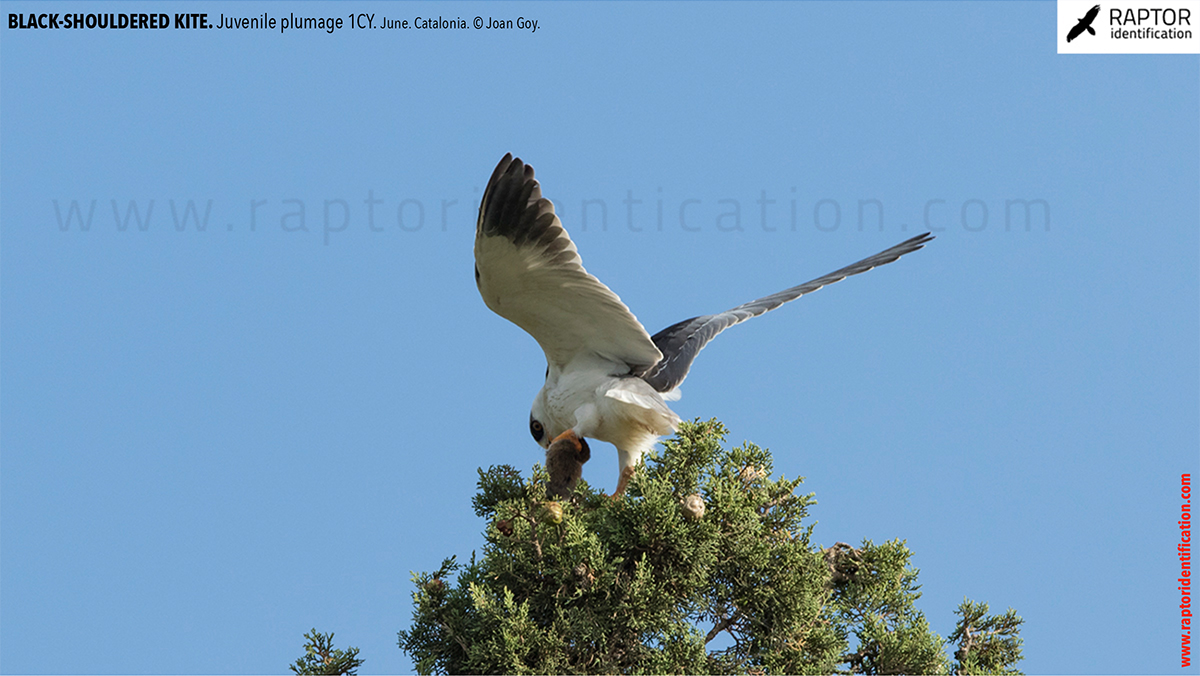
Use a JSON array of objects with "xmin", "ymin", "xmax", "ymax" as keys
[{"xmin": 534, "ymin": 353, "xmax": 681, "ymax": 476}]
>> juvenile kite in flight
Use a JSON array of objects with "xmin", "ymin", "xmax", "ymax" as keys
[{"xmin": 474, "ymin": 154, "xmax": 932, "ymax": 497}]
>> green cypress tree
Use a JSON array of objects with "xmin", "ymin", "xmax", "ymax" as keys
[
  {"xmin": 290, "ymin": 629, "xmax": 364, "ymax": 675},
  {"xmin": 949, "ymin": 600, "xmax": 1025, "ymax": 675},
  {"xmin": 395, "ymin": 419, "xmax": 1023, "ymax": 674}
]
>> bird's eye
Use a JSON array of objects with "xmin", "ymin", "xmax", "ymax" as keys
[{"xmin": 530, "ymin": 418, "xmax": 545, "ymax": 442}]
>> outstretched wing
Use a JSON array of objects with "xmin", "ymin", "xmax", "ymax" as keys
[
  {"xmin": 474, "ymin": 154, "xmax": 663, "ymax": 373},
  {"xmin": 641, "ymin": 233, "xmax": 934, "ymax": 393}
]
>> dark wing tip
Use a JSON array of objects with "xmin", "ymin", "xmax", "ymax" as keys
[
  {"xmin": 892, "ymin": 232, "xmax": 935, "ymax": 258},
  {"xmin": 487, "ymin": 153, "xmax": 515, "ymax": 187},
  {"xmin": 477, "ymin": 154, "xmax": 560, "ymax": 249}
]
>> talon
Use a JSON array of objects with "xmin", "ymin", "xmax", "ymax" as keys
[{"xmin": 550, "ymin": 429, "xmax": 581, "ymax": 450}]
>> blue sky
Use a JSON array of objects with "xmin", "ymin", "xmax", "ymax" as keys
[{"xmin": 1, "ymin": 1, "xmax": 1196, "ymax": 673}]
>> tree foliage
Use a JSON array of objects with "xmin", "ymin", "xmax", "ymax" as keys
[
  {"xmin": 290, "ymin": 628, "xmax": 364, "ymax": 676},
  {"xmin": 397, "ymin": 419, "xmax": 1023, "ymax": 674},
  {"xmin": 949, "ymin": 600, "xmax": 1025, "ymax": 675}
]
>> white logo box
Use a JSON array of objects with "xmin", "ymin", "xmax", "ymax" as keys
[{"xmin": 1058, "ymin": 0, "xmax": 1200, "ymax": 53}]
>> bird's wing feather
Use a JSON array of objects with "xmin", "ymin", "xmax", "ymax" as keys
[
  {"xmin": 474, "ymin": 154, "xmax": 663, "ymax": 372},
  {"xmin": 640, "ymin": 233, "xmax": 934, "ymax": 393}
]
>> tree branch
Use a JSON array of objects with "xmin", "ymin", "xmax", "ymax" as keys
[{"xmin": 706, "ymin": 610, "xmax": 741, "ymax": 643}]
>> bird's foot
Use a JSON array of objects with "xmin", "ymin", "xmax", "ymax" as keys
[
  {"xmin": 611, "ymin": 466, "xmax": 636, "ymax": 500},
  {"xmin": 548, "ymin": 430, "xmax": 590, "ymax": 462},
  {"xmin": 550, "ymin": 429, "xmax": 580, "ymax": 449}
]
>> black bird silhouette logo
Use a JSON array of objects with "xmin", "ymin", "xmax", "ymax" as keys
[{"xmin": 1067, "ymin": 4, "xmax": 1101, "ymax": 42}]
